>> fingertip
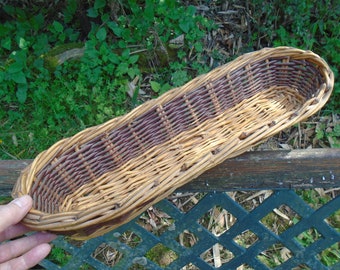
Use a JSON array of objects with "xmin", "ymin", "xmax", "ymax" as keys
[
  {"xmin": 25, "ymin": 243, "xmax": 52, "ymax": 269},
  {"xmin": 33, "ymin": 243, "xmax": 53, "ymax": 263},
  {"xmin": 11, "ymin": 195, "xmax": 32, "ymax": 209},
  {"xmin": 39, "ymin": 242, "xmax": 53, "ymax": 254},
  {"xmin": 3, "ymin": 243, "xmax": 53, "ymax": 270},
  {"xmin": 0, "ymin": 196, "xmax": 33, "ymax": 231},
  {"xmin": 38, "ymin": 231, "xmax": 58, "ymax": 242},
  {"xmin": 50, "ymin": 234, "xmax": 58, "ymax": 241}
]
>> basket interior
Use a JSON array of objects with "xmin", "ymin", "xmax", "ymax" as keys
[{"xmin": 29, "ymin": 57, "xmax": 324, "ymax": 214}]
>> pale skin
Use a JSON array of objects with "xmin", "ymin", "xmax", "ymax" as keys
[{"xmin": 0, "ymin": 195, "xmax": 57, "ymax": 270}]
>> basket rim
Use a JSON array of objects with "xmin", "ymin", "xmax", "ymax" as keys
[{"xmin": 12, "ymin": 46, "xmax": 334, "ymax": 239}]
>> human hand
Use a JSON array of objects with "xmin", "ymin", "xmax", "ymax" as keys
[{"xmin": 0, "ymin": 195, "xmax": 57, "ymax": 270}]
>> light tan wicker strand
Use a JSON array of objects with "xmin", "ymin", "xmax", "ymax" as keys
[{"xmin": 12, "ymin": 47, "xmax": 334, "ymax": 240}]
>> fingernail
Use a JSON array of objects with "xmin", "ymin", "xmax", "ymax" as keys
[{"xmin": 12, "ymin": 195, "xmax": 31, "ymax": 208}]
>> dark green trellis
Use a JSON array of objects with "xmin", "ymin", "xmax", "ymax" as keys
[{"xmin": 39, "ymin": 189, "xmax": 339, "ymax": 270}]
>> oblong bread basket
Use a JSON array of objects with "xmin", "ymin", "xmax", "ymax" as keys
[{"xmin": 12, "ymin": 47, "xmax": 334, "ymax": 240}]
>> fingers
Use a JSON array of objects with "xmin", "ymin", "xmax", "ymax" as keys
[
  {"xmin": 0, "ymin": 232, "xmax": 57, "ymax": 263},
  {"xmin": 0, "ymin": 243, "xmax": 52, "ymax": 270},
  {"xmin": 0, "ymin": 196, "xmax": 57, "ymax": 269},
  {"xmin": 0, "ymin": 196, "xmax": 32, "ymax": 232},
  {"xmin": 0, "ymin": 223, "xmax": 30, "ymax": 242}
]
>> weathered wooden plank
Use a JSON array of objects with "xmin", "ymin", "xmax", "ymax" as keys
[
  {"xmin": 0, "ymin": 149, "xmax": 339, "ymax": 196},
  {"xmin": 0, "ymin": 159, "xmax": 32, "ymax": 196},
  {"xmin": 181, "ymin": 148, "xmax": 340, "ymax": 191}
]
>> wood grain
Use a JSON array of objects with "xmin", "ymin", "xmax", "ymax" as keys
[{"xmin": 1, "ymin": 149, "xmax": 339, "ymax": 196}]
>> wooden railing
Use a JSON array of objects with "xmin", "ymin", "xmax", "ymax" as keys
[
  {"xmin": 1, "ymin": 148, "xmax": 339, "ymax": 269},
  {"xmin": 1, "ymin": 149, "xmax": 339, "ymax": 196}
]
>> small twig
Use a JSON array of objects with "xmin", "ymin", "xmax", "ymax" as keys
[{"xmin": 0, "ymin": 145, "xmax": 18, "ymax": 160}]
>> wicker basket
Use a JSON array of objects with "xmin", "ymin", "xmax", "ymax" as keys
[{"xmin": 12, "ymin": 47, "xmax": 334, "ymax": 240}]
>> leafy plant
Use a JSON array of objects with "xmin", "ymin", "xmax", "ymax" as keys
[
  {"xmin": 318, "ymin": 243, "xmax": 340, "ymax": 267},
  {"xmin": 251, "ymin": 0, "xmax": 340, "ymax": 113},
  {"xmin": 0, "ymin": 0, "xmax": 215, "ymax": 159},
  {"xmin": 48, "ymin": 247, "xmax": 72, "ymax": 266}
]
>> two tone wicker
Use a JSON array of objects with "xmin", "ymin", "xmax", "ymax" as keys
[{"xmin": 12, "ymin": 47, "xmax": 334, "ymax": 240}]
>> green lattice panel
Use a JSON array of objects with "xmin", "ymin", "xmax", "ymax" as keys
[{"xmin": 40, "ymin": 190, "xmax": 340, "ymax": 269}]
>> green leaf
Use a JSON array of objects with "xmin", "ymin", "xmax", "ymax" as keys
[
  {"xmin": 107, "ymin": 21, "xmax": 122, "ymax": 37},
  {"xmin": 33, "ymin": 34, "xmax": 49, "ymax": 54},
  {"xmin": 101, "ymin": 13, "xmax": 109, "ymax": 22},
  {"xmin": 128, "ymin": 0, "xmax": 140, "ymax": 14},
  {"xmin": 16, "ymin": 83, "xmax": 28, "ymax": 103},
  {"xmin": 1, "ymin": 36, "xmax": 11, "ymax": 50},
  {"xmin": 128, "ymin": 54, "xmax": 139, "ymax": 64},
  {"xmin": 160, "ymin": 83, "xmax": 172, "ymax": 95},
  {"xmin": 52, "ymin": 21, "xmax": 63, "ymax": 33},
  {"xmin": 127, "ymin": 67, "xmax": 139, "ymax": 78},
  {"xmin": 11, "ymin": 71, "xmax": 27, "ymax": 84},
  {"xmin": 10, "ymin": 50, "xmax": 27, "ymax": 68},
  {"xmin": 150, "ymin": 81, "xmax": 161, "ymax": 92},
  {"xmin": 8, "ymin": 62, "xmax": 23, "ymax": 73},
  {"xmin": 122, "ymin": 49, "xmax": 130, "ymax": 59},
  {"xmin": 186, "ymin": 5, "xmax": 196, "ymax": 16},
  {"xmin": 0, "ymin": 71, "xmax": 4, "ymax": 83},
  {"xmin": 19, "ymin": 37, "xmax": 29, "ymax": 49},
  {"xmin": 96, "ymin": 28, "xmax": 107, "ymax": 41},
  {"xmin": 87, "ymin": 7, "xmax": 98, "ymax": 18},
  {"xmin": 194, "ymin": 42, "xmax": 203, "ymax": 52},
  {"xmin": 64, "ymin": 0, "xmax": 77, "ymax": 23},
  {"xmin": 94, "ymin": 0, "xmax": 106, "ymax": 10},
  {"xmin": 179, "ymin": 20, "xmax": 191, "ymax": 33},
  {"xmin": 3, "ymin": 5, "xmax": 26, "ymax": 19},
  {"xmin": 144, "ymin": 0, "xmax": 155, "ymax": 21},
  {"xmin": 116, "ymin": 62, "xmax": 129, "ymax": 75},
  {"xmin": 30, "ymin": 13, "xmax": 44, "ymax": 31},
  {"xmin": 108, "ymin": 53, "xmax": 120, "ymax": 64},
  {"xmin": 121, "ymin": 28, "xmax": 132, "ymax": 41},
  {"xmin": 172, "ymin": 70, "xmax": 189, "ymax": 87},
  {"xmin": 118, "ymin": 40, "xmax": 126, "ymax": 48},
  {"xmin": 333, "ymin": 124, "xmax": 340, "ymax": 136}
]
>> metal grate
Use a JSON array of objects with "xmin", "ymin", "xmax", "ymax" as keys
[{"xmin": 40, "ymin": 189, "xmax": 340, "ymax": 270}]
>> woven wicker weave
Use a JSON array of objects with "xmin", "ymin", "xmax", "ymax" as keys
[{"xmin": 12, "ymin": 47, "xmax": 334, "ymax": 240}]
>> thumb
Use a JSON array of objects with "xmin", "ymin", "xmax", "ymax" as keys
[{"xmin": 0, "ymin": 195, "xmax": 32, "ymax": 232}]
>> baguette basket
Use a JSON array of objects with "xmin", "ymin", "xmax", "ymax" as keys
[{"xmin": 12, "ymin": 47, "xmax": 334, "ymax": 240}]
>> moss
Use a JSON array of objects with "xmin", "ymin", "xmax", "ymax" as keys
[
  {"xmin": 0, "ymin": 196, "xmax": 12, "ymax": 205},
  {"xmin": 146, "ymin": 244, "xmax": 178, "ymax": 267}
]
